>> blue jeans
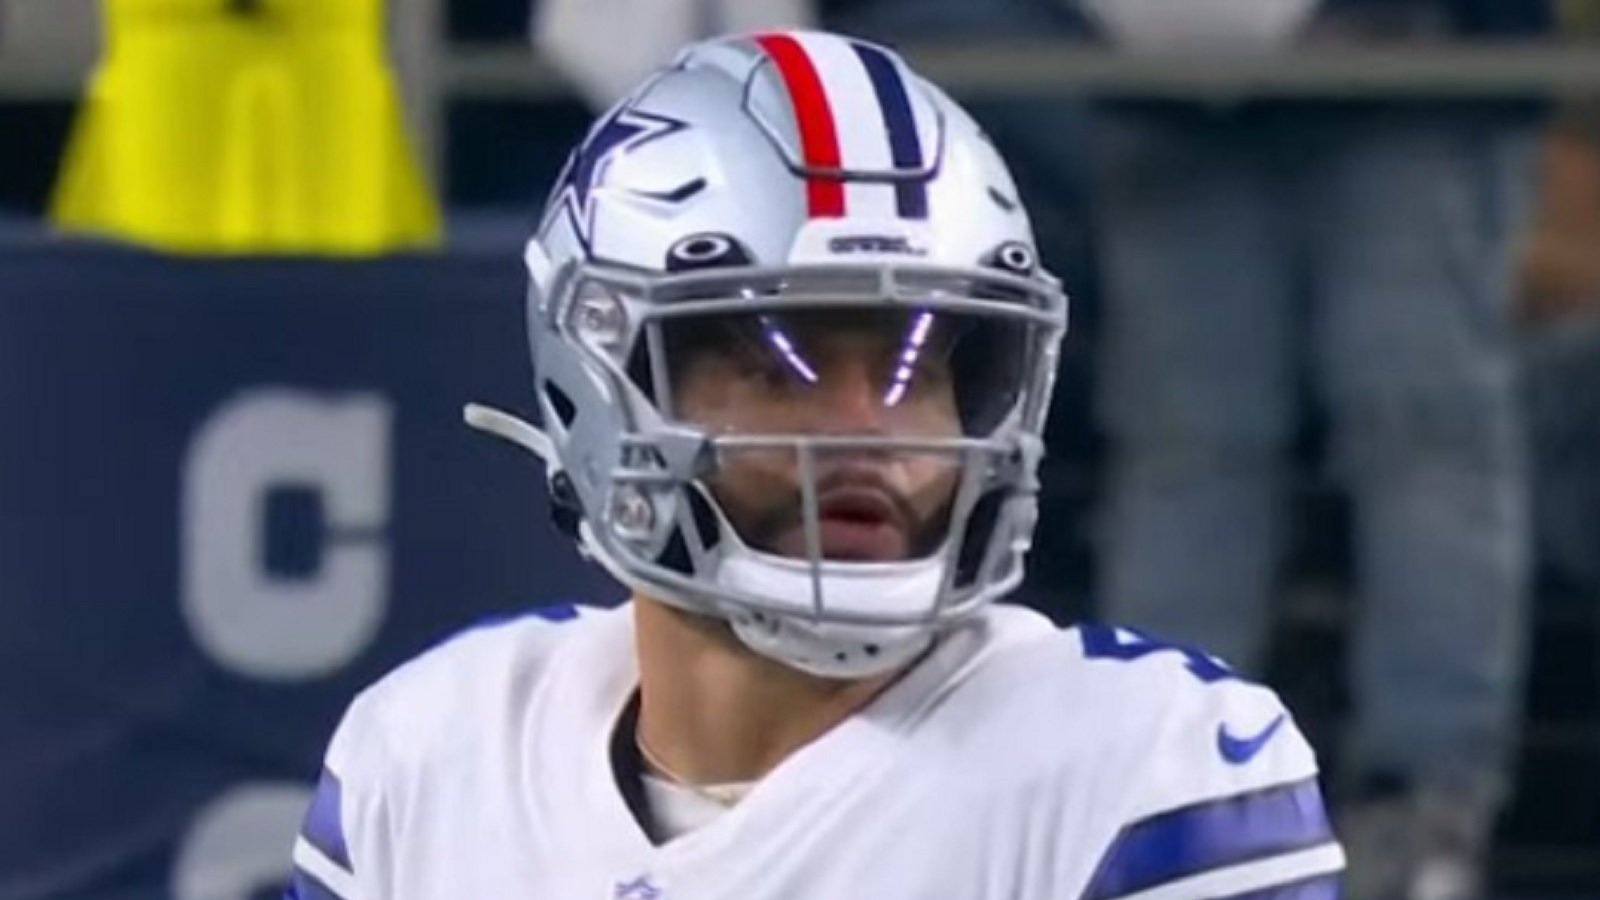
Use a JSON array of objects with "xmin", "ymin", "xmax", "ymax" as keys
[
  {"xmin": 1093, "ymin": 105, "xmax": 1536, "ymax": 800},
  {"xmin": 1525, "ymin": 318, "xmax": 1600, "ymax": 594}
]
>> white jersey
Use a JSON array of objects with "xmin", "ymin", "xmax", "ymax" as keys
[{"xmin": 287, "ymin": 603, "xmax": 1344, "ymax": 900}]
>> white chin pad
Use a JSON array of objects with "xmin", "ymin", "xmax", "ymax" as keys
[
  {"xmin": 714, "ymin": 550, "xmax": 947, "ymax": 620},
  {"xmin": 713, "ymin": 551, "xmax": 947, "ymax": 679},
  {"xmin": 726, "ymin": 612, "xmax": 935, "ymax": 680}
]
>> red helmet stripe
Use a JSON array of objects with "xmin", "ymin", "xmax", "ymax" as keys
[{"xmin": 755, "ymin": 33, "xmax": 847, "ymax": 219}]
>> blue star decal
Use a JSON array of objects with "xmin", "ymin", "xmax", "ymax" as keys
[{"xmin": 542, "ymin": 106, "xmax": 687, "ymax": 249}]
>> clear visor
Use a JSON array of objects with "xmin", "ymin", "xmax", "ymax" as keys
[
  {"xmin": 559, "ymin": 266, "xmax": 1064, "ymax": 582},
  {"xmin": 559, "ymin": 265, "xmax": 1065, "ymax": 443},
  {"xmin": 630, "ymin": 305, "xmax": 1037, "ymax": 440}
]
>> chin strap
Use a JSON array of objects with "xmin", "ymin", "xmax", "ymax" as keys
[
  {"xmin": 464, "ymin": 402, "xmax": 557, "ymax": 466},
  {"xmin": 464, "ymin": 401, "xmax": 598, "ymax": 561}
]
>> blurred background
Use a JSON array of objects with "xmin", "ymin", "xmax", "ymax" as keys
[{"xmin": 1, "ymin": 1, "xmax": 1598, "ymax": 898}]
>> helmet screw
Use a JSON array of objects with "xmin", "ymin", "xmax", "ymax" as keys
[
  {"xmin": 611, "ymin": 487, "xmax": 656, "ymax": 538},
  {"xmin": 570, "ymin": 287, "xmax": 628, "ymax": 348}
]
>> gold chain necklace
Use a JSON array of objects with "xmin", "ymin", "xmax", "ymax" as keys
[{"xmin": 634, "ymin": 734, "xmax": 753, "ymax": 808}]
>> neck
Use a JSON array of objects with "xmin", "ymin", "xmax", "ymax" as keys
[{"xmin": 631, "ymin": 595, "xmax": 902, "ymax": 786}]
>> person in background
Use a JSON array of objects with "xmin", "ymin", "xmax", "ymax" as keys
[
  {"xmin": 1086, "ymin": 2, "xmax": 1553, "ymax": 899},
  {"xmin": 1521, "ymin": 95, "xmax": 1600, "ymax": 606},
  {"xmin": 534, "ymin": 0, "xmax": 813, "ymax": 111}
]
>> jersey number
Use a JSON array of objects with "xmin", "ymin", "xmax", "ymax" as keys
[{"xmin": 1079, "ymin": 625, "xmax": 1237, "ymax": 684}]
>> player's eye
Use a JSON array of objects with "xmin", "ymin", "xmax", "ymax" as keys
[
  {"xmin": 738, "ymin": 356, "xmax": 807, "ymax": 391},
  {"xmin": 914, "ymin": 352, "xmax": 955, "ymax": 384}
]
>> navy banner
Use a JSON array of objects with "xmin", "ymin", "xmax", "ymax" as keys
[{"xmin": 0, "ymin": 245, "xmax": 616, "ymax": 900}]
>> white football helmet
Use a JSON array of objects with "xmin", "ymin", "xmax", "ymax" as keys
[{"xmin": 469, "ymin": 29, "xmax": 1069, "ymax": 679}]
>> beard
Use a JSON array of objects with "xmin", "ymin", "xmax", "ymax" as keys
[{"xmin": 723, "ymin": 467, "xmax": 957, "ymax": 562}]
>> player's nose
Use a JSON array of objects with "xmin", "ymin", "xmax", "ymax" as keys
[{"xmin": 811, "ymin": 358, "xmax": 888, "ymax": 435}]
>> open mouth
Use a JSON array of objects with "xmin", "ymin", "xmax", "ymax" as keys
[
  {"xmin": 819, "ymin": 491, "xmax": 896, "ymax": 526},
  {"xmin": 813, "ymin": 490, "xmax": 906, "ymax": 560}
]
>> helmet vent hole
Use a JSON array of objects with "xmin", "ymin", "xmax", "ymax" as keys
[
  {"xmin": 543, "ymin": 384, "xmax": 578, "ymax": 429},
  {"xmin": 681, "ymin": 236, "xmax": 726, "ymax": 259},
  {"xmin": 665, "ymin": 233, "xmax": 751, "ymax": 272},
  {"xmin": 994, "ymin": 242, "xmax": 1036, "ymax": 275}
]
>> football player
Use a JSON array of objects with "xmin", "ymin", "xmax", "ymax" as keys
[{"xmin": 286, "ymin": 29, "xmax": 1344, "ymax": 900}]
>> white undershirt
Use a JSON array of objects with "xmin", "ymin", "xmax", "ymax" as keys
[{"xmin": 641, "ymin": 773, "xmax": 757, "ymax": 840}]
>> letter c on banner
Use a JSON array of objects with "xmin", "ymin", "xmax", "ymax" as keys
[
  {"xmin": 182, "ymin": 389, "xmax": 392, "ymax": 681},
  {"xmin": 172, "ymin": 782, "xmax": 312, "ymax": 900}
]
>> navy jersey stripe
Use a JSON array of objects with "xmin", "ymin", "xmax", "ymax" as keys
[
  {"xmin": 1221, "ymin": 873, "xmax": 1342, "ymax": 900},
  {"xmin": 302, "ymin": 768, "xmax": 352, "ymax": 872},
  {"xmin": 1082, "ymin": 778, "xmax": 1336, "ymax": 900},
  {"xmin": 285, "ymin": 866, "xmax": 349, "ymax": 900}
]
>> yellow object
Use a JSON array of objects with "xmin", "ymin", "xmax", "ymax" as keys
[{"xmin": 50, "ymin": 0, "xmax": 442, "ymax": 255}]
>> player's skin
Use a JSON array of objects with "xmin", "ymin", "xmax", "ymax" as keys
[{"xmin": 630, "ymin": 314, "xmax": 964, "ymax": 786}]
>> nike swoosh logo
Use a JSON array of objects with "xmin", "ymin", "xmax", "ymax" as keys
[{"xmin": 1216, "ymin": 713, "xmax": 1288, "ymax": 765}]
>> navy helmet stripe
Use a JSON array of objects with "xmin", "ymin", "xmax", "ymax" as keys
[{"xmin": 851, "ymin": 42, "xmax": 929, "ymax": 220}]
